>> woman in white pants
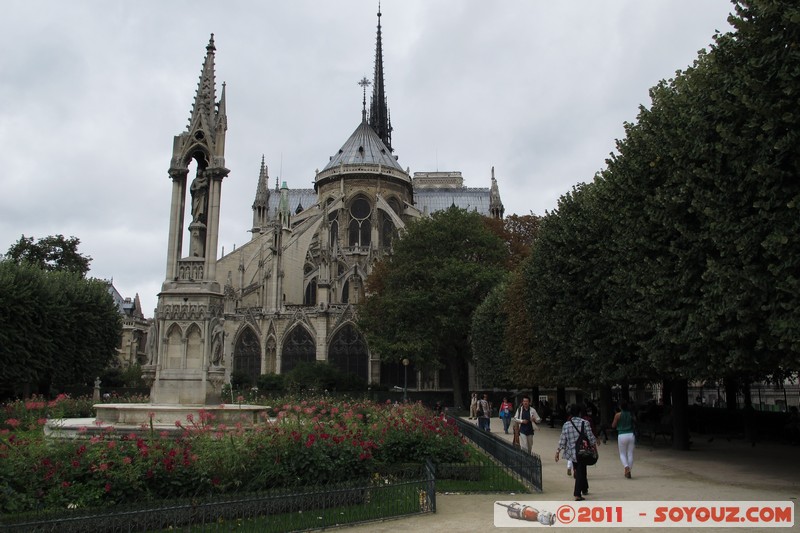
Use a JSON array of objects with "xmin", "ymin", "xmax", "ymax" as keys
[{"xmin": 612, "ymin": 399, "xmax": 636, "ymax": 478}]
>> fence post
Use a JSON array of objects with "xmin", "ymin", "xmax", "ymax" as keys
[{"xmin": 425, "ymin": 458, "xmax": 437, "ymax": 513}]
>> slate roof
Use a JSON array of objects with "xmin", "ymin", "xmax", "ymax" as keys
[
  {"xmin": 322, "ymin": 121, "xmax": 403, "ymax": 172},
  {"xmin": 413, "ymin": 188, "xmax": 493, "ymax": 216}
]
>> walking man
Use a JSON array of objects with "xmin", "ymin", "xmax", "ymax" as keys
[{"xmin": 555, "ymin": 404, "xmax": 598, "ymax": 501}]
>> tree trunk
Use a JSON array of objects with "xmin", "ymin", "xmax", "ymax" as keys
[
  {"xmin": 662, "ymin": 379, "xmax": 672, "ymax": 406},
  {"xmin": 531, "ymin": 385, "xmax": 540, "ymax": 408},
  {"xmin": 556, "ymin": 386, "xmax": 566, "ymax": 407},
  {"xmin": 724, "ymin": 376, "xmax": 738, "ymax": 410},
  {"xmin": 671, "ymin": 378, "xmax": 691, "ymax": 450},
  {"xmin": 447, "ymin": 352, "xmax": 467, "ymax": 410},
  {"xmin": 620, "ymin": 382, "xmax": 630, "ymax": 403},
  {"xmin": 742, "ymin": 380, "xmax": 756, "ymax": 445},
  {"xmin": 600, "ymin": 383, "xmax": 613, "ymax": 428}
]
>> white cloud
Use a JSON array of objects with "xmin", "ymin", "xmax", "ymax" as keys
[{"xmin": 0, "ymin": 0, "xmax": 734, "ymax": 316}]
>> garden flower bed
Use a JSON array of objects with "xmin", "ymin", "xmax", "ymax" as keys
[{"xmin": 0, "ymin": 395, "xmax": 469, "ymax": 515}]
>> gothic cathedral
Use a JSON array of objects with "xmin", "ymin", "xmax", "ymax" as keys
[{"xmin": 144, "ymin": 10, "xmax": 504, "ymax": 403}]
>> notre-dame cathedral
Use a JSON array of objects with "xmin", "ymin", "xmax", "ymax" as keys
[{"xmin": 143, "ymin": 10, "xmax": 504, "ymax": 404}]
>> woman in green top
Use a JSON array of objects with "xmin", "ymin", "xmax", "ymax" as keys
[{"xmin": 612, "ymin": 399, "xmax": 635, "ymax": 478}]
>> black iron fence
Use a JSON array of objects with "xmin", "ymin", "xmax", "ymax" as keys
[
  {"xmin": 0, "ymin": 462, "xmax": 436, "ymax": 533},
  {"xmin": 453, "ymin": 417, "xmax": 543, "ymax": 492}
]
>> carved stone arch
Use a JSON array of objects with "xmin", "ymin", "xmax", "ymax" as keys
[
  {"xmin": 338, "ymin": 269, "xmax": 364, "ymax": 305},
  {"xmin": 185, "ymin": 322, "xmax": 204, "ymax": 370},
  {"xmin": 163, "ymin": 322, "xmax": 184, "ymax": 370},
  {"xmin": 264, "ymin": 335, "xmax": 277, "ymax": 374},
  {"xmin": 182, "ymin": 144, "xmax": 210, "ymax": 170},
  {"xmin": 327, "ymin": 322, "xmax": 369, "ymax": 382},
  {"xmin": 233, "ymin": 325, "xmax": 261, "ymax": 386},
  {"xmin": 289, "ymin": 307, "xmax": 316, "ymax": 338},
  {"xmin": 333, "ymin": 304, "xmax": 357, "ymax": 331},
  {"xmin": 280, "ymin": 324, "xmax": 316, "ymax": 374}
]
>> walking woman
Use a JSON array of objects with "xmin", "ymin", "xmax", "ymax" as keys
[{"xmin": 612, "ymin": 399, "xmax": 636, "ymax": 478}]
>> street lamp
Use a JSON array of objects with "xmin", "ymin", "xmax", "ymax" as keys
[{"xmin": 402, "ymin": 358, "xmax": 410, "ymax": 402}]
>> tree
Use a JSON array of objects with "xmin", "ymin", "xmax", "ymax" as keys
[
  {"xmin": 471, "ymin": 282, "xmax": 515, "ymax": 390},
  {"xmin": 473, "ymin": 214, "xmax": 541, "ymax": 390},
  {"xmin": 483, "ymin": 214, "xmax": 541, "ymax": 271},
  {"xmin": 0, "ymin": 260, "xmax": 120, "ymax": 396},
  {"xmin": 360, "ymin": 207, "xmax": 507, "ymax": 408},
  {"xmin": 5, "ymin": 234, "xmax": 92, "ymax": 277}
]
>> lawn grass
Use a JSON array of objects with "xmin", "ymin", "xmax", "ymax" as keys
[
  {"xmin": 436, "ymin": 448, "xmax": 531, "ymax": 493},
  {"xmin": 179, "ymin": 482, "xmax": 427, "ymax": 532}
]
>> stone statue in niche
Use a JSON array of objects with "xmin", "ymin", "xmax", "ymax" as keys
[
  {"xmin": 210, "ymin": 318, "xmax": 225, "ymax": 367},
  {"xmin": 190, "ymin": 172, "xmax": 209, "ymax": 224}
]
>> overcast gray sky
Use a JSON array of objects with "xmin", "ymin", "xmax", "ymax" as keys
[{"xmin": 0, "ymin": 1, "xmax": 735, "ymax": 316}]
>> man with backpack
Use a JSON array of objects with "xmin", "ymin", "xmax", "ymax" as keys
[{"xmin": 555, "ymin": 404, "xmax": 598, "ymax": 501}]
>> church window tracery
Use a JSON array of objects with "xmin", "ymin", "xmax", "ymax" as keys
[
  {"xmin": 328, "ymin": 324, "xmax": 368, "ymax": 382},
  {"xmin": 281, "ymin": 326, "xmax": 315, "ymax": 373},
  {"xmin": 348, "ymin": 196, "xmax": 371, "ymax": 247},
  {"xmin": 233, "ymin": 327, "xmax": 261, "ymax": 385},
  {"xmin": 304, "ymin": 277, "xmax": 318, "ymax": 305}
]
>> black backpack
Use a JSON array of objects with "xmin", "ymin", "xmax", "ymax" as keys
[{"xmin": 571, "ymin": 420, "xmax": 598, "ymax": 465}]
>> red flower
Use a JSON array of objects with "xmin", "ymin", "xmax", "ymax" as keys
[
  {"xmin": 62, "ymin": 481, "xmax": 71, "ymax": 488},
  {"xmin": 5, "ymin": 418, "xmax": 19, "ymax": 428},
  {"xmin": 105, "ymin": 483, "xmax": 112, "ymax": 493}
]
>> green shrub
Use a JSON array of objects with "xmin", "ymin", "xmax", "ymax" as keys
[
  {"xmin": 256, "ymin": 373, "xmax": 285, "ymax": 392},
  {"xmin": 283, "ymin": 362, "xmax": 366, "ymax": 392}
]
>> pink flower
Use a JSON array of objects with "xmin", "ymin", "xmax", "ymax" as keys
[
  {"xmin": 5, "ymin": 418, "xmax": 19, "ymax": 428},
  {"xmin": 123, "ymin": 456, "xmax": 132, "ymax": 464}
]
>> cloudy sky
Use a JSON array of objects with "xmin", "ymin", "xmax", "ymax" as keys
[{"xmin": 0, "ymin": 1, "xmax": 735, "ymax": 316}]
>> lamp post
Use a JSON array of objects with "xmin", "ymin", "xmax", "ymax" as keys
[{"xmin": 402, "ymin": 358, "xmax": 410, "ymax": 402}]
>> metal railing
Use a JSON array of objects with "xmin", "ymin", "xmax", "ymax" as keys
[
  {"xmin": 454, "ymin": 417, "xmax": 543, "ymax": 492},
  {"xmin": 0, "ymin": 463, "xmax": 436, "ymax": 533}
]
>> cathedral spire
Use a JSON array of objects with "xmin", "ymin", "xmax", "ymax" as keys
[
  {"xmin": 489, "ymin": 166, "xmax": 505, "ymax": 220},
  {"xmin": 188, "ymin": 34, "xmax": 218, "ymax": 132},
  {"xmin": 251, "ymin": 156, "xmax": 270, "ymax": 236},
  {"xmin": 368, "ymin": 5, "xmax": 393, "ymax": 152}
]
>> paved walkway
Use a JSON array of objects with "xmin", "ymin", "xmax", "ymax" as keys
[{"xmin": 336, "ymin": 416, "xmax": 799, "ymax": 532}]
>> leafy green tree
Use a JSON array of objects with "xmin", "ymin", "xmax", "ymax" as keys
[
  {"xmin": 5, "ymin": 234, "xmax": 92, "ymax": 277},
  {"xmin": 471, "ymin": 282, "xmax": 514, "ymax": 389},
  {"xmin": 0, "ymin": 261, "xmax": 54, "ymax": 393},
  {"xmin": 360, "ymin": 207, "xmax": 507, "ymax": 408},
  {"xmin": 473, "ymin": 214, "xmax": 541, "ymax": 390},
  {"xmin": 0, "ymin": 260, "xmax": 120, "ymax": 395}
]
